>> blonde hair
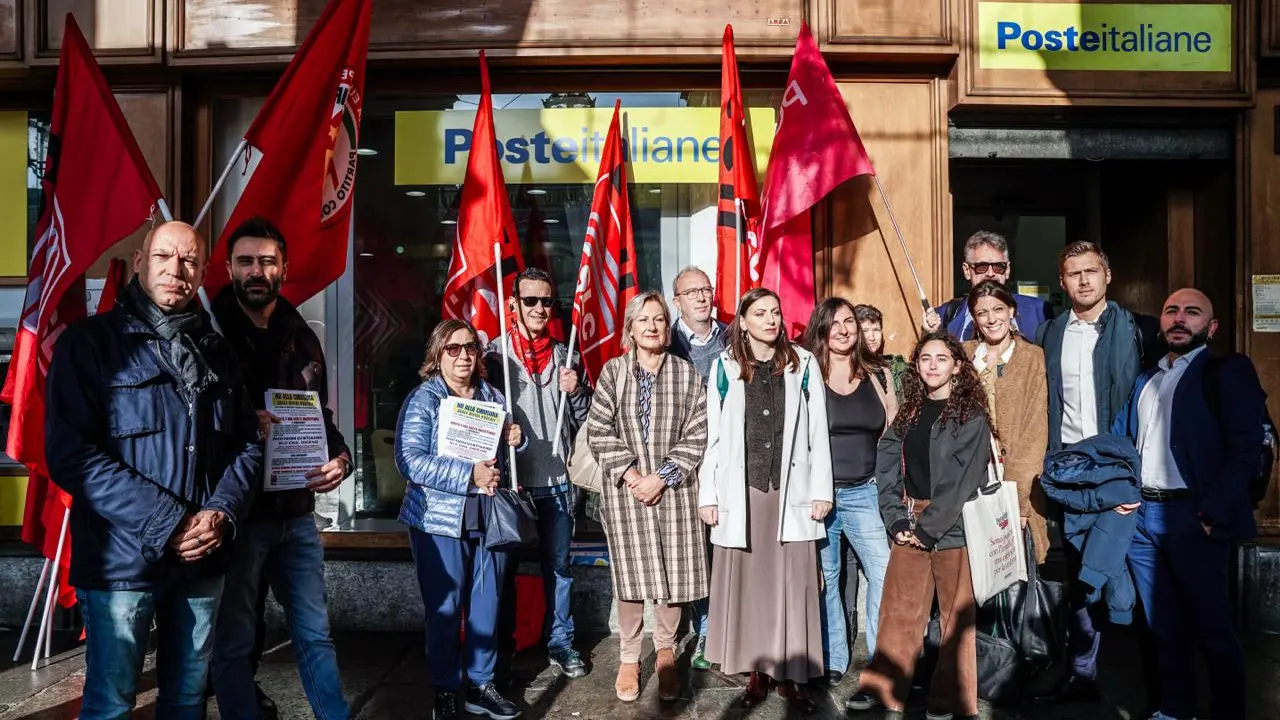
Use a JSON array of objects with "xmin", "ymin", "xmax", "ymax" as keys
[{"xmin": 620, "ymin": 290, "xmax": 671, "ymax": 352}]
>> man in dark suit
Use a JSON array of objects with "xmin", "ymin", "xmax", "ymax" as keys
[{"xmin": 1111, "ymin": 287, "xmax": 1264, "ymax": 720}]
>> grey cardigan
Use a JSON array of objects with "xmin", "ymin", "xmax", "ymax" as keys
[{"xmin": 875, "ymin": 413, "xmax": 992, "ymax": 550}]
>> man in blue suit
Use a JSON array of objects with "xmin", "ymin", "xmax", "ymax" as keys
[
  {"xmin": 922, "ymin": 230, "xmax": 1053, "ymax": 340},
  {"xmin": 1112, "ymin": 288, "xmax": 1264, "ymax": 720}
]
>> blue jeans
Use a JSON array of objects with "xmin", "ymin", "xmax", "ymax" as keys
[
  {"xmin": 532, "ymin": 492, "xmax": 576, "ymax": 650},
  {"xmin": 817, "ymin": 483, "xmax": 891, "ymax": 672},
  {"xmin": 77, "ymin": 576, "xmax": 223, "ymax": 720},
  {"xmin": 1128, "ymin": 500, "xmax": 1245, "ymax": 720},
  {"xmin": 410, "ymin": 527, "xmax": 509, "ymax": 690},
  {"xmin": 211, "ymin": 516, "xmax": 349, "ymax": 720}
]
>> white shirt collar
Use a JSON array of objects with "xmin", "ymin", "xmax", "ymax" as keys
[
  {"xmin": 973, "ymin": 340, "xmax": 1016, "ymax": 372},
  {"xmin": 1068, "ymin": 309, "xmax": 1101, "ymax": 327},
  {"xmin": 1158, "ymin": 344, "xmax": 1208, "ymax": 372},
  {"xmin": 675, "ymin": 317, "xmax": 720, "ymax": 344}
]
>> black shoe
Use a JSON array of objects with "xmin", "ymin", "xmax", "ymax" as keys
[
  {"xmin": 464, "ymin": 683, "xmax": 521, "ymax": 719},
  {"xmin": 817, "ymin": 670, "xmax": 843, "ymax": 685},
  {"xmin": 433, "ymin": 689, "xmax": 458, "ymax": 720},
  {"xmin": 548, "ymin": 647, "xmax": 588, "ymax": 678},
  {"xmin": 845, "ymin": 691, "xmax": 884, "ymax": 712},
  {"xmin": 255, "ymin": 683, "xmax": 279, "ymax": 720},
  {"xmin": 1032, "ymin": 675, "xmax": 1101, "ymax": 705}
]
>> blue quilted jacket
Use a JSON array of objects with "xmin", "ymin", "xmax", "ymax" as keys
[{"xmin": 395, "ymin": 375, "xmax": 518, "ymax": 538}]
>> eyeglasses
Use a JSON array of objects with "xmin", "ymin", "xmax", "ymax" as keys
[
  {"xmin": 967, "ymin": 261, "xmax": 1009, "ymax": 275},
  {"xmin": 675, "ymin": 286, "xmax": 714, "ymax": 299},
  {"xmin": 519, "ymin": 296, "xmax": 555, "ymax": 308},
  {"xmin": 443, "ymin": 343, "xmax": 480, "ymax": 358}
]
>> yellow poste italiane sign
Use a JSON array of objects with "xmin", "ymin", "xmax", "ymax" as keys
[
  {"xmin": 395, "ymin": 107, "xmax": 776, "ymax": 185},
  {"xmin": 977, "ymin": 2, "xmax": 1232, "ymax": 72}
]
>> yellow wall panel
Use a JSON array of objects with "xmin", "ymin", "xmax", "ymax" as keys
[
  {"xmin": 0, "ymin": 111, "xmax": 28, "ymax": 278},
  {"xmin": 0, "ymin": 474, "xmax": 28, "ymax": 526}
]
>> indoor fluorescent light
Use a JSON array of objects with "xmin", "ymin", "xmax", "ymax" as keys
[
  {"xmin": 405, "ymin": 190, "xmax": 426, "ymax": 197},
  {"xmin": 527, "ymin": 189, "xmax": 548, "ymax": 196},
  {"xmin": 356, "ymin": 148, "xmax": 378, "ymax": 156}
]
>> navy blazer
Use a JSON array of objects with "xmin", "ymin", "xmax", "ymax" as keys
[{"xmin": 1111, "ymin": 349, "xmax": 1265, "ymax": 540}]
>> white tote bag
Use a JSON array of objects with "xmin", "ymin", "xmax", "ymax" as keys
[{"xmin": 962, "ymin": 436, "xmax": 1028, "ymax": 605}]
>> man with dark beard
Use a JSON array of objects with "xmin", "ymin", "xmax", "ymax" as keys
[
  {"xmin": 1111, "ymin": 288, "xmax": 1264, "ymax": 720},
  {"xmin": 209, "ymin": 217, "xmax": 353, "ymax": 720}
]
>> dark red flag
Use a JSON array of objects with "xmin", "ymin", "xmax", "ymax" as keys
[
  {"xmin": 760, "ymin": 23, "xmax": 876, "ymax": 336},
  {"xmin": 714, "ymin": 24, "xmax": 762, "ymax": 323},
  {"xmin": 3, "ymin": 17, "xmax": 165, "ymax": 607},
  {"xmin": 571, "ymin": 100, "xmax": 637, "ymax": 381},
  {"xmin": 442, "ymin": 51, "xmax": 526, "ymax": 346},
  {"xmin": 205, "ymin": 0, "xmax": 372, "ymax": 304}
]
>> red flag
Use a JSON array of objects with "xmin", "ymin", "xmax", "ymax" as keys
[
  {"xmin": 759, "ymin": 23, "xmax": 875, "ymax": 335},
  {"xmin": 714, "ymin": 25, "xmax": 762, "ymax": 323},
  {"xmin": 3, "ymin": 17, "xmax": 164, "ymax": 607},
  {"xmin": 571, "ymin": 100, "xmax": 637, "ymax": 381},
  {"xmin": 442, "ymin": 51, "xmax": 526, "ymax": 346},
  {"xmin": 205, "ymin": 0, "xmax": 372, "ymax": 305},
  {"xmin": 95, "ymin": 257, "xmax": 127, "ymax": 314}
]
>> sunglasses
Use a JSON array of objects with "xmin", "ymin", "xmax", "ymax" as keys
[
  {"xmin": 443, "ymin": 342, "xmax": 480, "ymax": 358},
  {"xmin": 967, "ymin": 261, "xmax": 1009, "ymax": 274},
  {"xmin": 519, "ymin": 296, "xmax": 556, "ymax": 309}
]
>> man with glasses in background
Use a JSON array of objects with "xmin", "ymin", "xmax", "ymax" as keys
[
  {"xmin": 923, "ymin": 230, "xmax": 1054, "ymax": 340},
  {"xmin": 487, "ymin": 267, "xmax": 593, "ymax": 680},
  {"xmin": 667, "ymin": 266, "xmax": 727, "ymax": 671}
]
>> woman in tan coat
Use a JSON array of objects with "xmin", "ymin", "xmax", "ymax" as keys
[
  {"xmin": 587, "ymin": 290, "xmax": 709, "ymax": 703},
  {"xmin": 962, "ymin": 280, "xmax": 1050, "ymax": 564}
]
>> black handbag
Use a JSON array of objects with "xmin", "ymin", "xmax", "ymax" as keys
[
  {"xmin": 484, "ymin": 487, "xmax": 539, "ymax": 552},
  {"xmin": 1008, "ymin": 531, "xmax": 1066, "ymax": 669}
]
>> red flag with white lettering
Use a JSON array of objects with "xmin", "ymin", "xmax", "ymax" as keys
[
  {"xmin": 759, "ymin": 23, "xmax": 875, "ymax": 336},
  {"xmin": 442, "ymin": 51, "xmax": 526, "ymax": 346},
  {"xmin": 571, "ymin": 100, "xmax": 637, "ymax": 381},
  {"xmin": 714, "ymin": 24, "xmax": 762, "ymax": 323},
  {"xmin": 3, "ymin": 17, "xmax": 164, "ymax": 607}
]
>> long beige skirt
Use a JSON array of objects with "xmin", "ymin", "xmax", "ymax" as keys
[{"xmin": 704, "ymin": 485, "xmax": 823, "ymax": 683}]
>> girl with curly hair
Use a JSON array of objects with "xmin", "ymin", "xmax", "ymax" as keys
[{"xmin": 847, "ymin": 332, "xmax": 994, "ymax": 720}]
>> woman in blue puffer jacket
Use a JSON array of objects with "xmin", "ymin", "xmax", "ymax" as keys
[{"xmin": 395, "ymin": 318, "xmax": 525, "ymax": 720}]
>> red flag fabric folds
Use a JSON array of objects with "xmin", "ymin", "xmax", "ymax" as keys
[
  {"xmin": 3, "ymin": 17, "xmax": 164, "ymax": 607},
  {"xmin": 759, "ymin": 22, "xmax": 875, "ymax": 335},
  {"xmin": 442, "ymin": 51, "xmax": 526, "ymax": 346},
  {"xmin": 205, "ymin": 0, "xmax": 372, "ymax": 305},
  {"xmin": 714, "ymin": 24, "xmax": 763, "ymax": 323},
  {"xmin": 571, "ymin": 100, "xmax": 638, "ymax": 381}
]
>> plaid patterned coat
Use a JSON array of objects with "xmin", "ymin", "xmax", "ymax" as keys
[{"xmin": 587, "ymin": 351, "xmax": 709, "ymax": 603}]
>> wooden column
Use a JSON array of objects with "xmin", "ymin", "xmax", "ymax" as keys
[{"xmin": 1246, "ymin": 90, "xmax": 1280, "ymax": 528}]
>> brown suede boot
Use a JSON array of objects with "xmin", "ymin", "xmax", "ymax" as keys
[
  {"xmin": 615, "ymin": 661, "xmax": 641, "ymax": 702},
  {"xmin": 656, "ymin": 647, "xmax": 680, "ymax": 701}
]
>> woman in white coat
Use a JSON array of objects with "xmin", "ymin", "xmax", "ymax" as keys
[{"xmin": 699, "ymin": 288, "xmax": 834, "ymax": 713}]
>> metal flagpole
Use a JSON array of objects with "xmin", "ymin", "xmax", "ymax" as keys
[
  {"xmin": 873, "ymin": 174, "xmax": 932, "ymax": 311},
  {"xmin": 549, "ymin": 324, "xmax": 577, "ymax": 459},
  {"xmin": 193, "ymin": 139, "xmax": 249, "ymax": 229},
  {"xmin": 32, "ymin": 507, "xmax": 69, "ymax": 669},
  {"xmin": 12, "ymin": 557, "xmax": 51, "ymax": 662},
  {"xmin": 493, "ymin": 243, "xmax": 519, "ymax": 489}
]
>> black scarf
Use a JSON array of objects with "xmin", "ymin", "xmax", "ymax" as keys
[{"xmin": 123, "ymin": 277, "xmax": 218, "ymax": 397}]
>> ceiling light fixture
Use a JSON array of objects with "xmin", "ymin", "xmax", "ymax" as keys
[
  {"xmin": 405, "ymin": 190, "xmax": 426, "ymax": 197},
  {"xmin": 526, "ymin": 189, "xmax": 548, "ymax": 196},
  {"xmin": 544, "ymin": 218, "xmax": 560, "ymax": 224},
  {"xmin": 356, "ymin": 148, "xmax": 378, "ymax": 156}
]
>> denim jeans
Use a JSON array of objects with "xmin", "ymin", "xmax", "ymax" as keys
[
  {"xmin": 77, "ymin": 576, "xmax": 223, "ymax": 720},
  {"xmin": 817, "ymin": 482, "xmax": 891, "ymax": 672},
  {"xmin": 211, "ymin": 516, "xmax": 349, "ymax": 720},
  {"xmin": 532, "ymin": 491, "xmax": 576, "ymax": 651}
]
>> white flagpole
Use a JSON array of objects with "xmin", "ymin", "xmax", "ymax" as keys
[
  {"xmin": 734, "ymin": 198, "xmax": 744, "ymax": 311},
  {"xmin": 550, "ymin": 324, "xmax": 578, "ymax": 459},
  {"xmin": 193, "ymin": 139, "xmax": 249, "ymax": 230},
  {"xmin": 13, "ymin": 557, "xmax": 51, "ymax": 662},
  {"xmin": 32, "ymin": 507, "xmax": 69, "ymax": 670},
  {"xmin": 493, "ymin": 242, "xmax": 519, "ymax": 490},
  {"xmin": 872, "ymin": 175, "xmax": 931, "ymax": 311}
]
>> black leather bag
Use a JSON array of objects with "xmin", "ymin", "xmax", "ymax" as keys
[
  {"xmin": 1007, "ymin": 532, "xmax": 1066, "ymax": 669},
  {"xmin": 484, "ymin": 487, "xmax": 539, "ymax": 552}
]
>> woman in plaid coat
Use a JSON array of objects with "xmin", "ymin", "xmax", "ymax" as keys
[{"xmin": 588, "ymin": 290, "xmax": 709, "ymax": 704}]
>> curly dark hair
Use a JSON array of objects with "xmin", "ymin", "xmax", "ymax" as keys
[{"xmin": 892, "ymin": 331, "xmax": 995, "ymax": 438}]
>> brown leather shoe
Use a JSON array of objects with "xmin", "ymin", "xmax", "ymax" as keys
[
  {"xmin": 741, "ymin": 672, "xmax": 773, "ymax": 708},
  {"xmin": 655, "ymin": 647, "xmax": 680, "ymax": 701},
  {"xmin": 615, "ymin": 661, "xmax": 641, "ymax": 702},
  {"xmin": 778, "ymin": 680, "xmax": 816, "ymax": 714}
]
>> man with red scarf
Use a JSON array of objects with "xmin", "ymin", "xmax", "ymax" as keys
[{"xmin": 485, "ymin": 267, "xmax": 593, "ymax": 679}]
